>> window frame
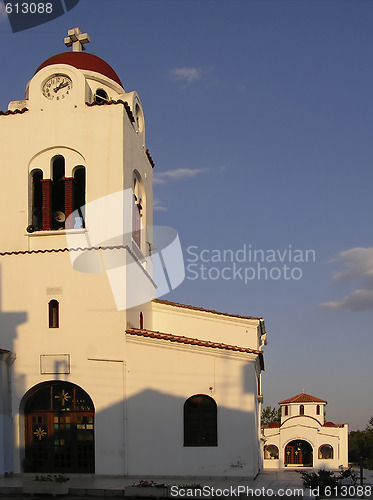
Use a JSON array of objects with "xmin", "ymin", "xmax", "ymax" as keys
[
  {"xmin": 183, "ymin": 394, "xmax": 217, "ymax": 447},
  {"xmin": 48, "ymin": 299, "xmax": 59, "ymax": 328}
]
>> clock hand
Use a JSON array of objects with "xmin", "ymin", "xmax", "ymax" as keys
[{"xmin": 53, "ymin": 81, "xmax": 69, "ymax": 93}]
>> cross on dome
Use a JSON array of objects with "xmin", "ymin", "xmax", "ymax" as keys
[{"xmin": 64, "ymin": 27, "xmax": 90, "ymax": 52}]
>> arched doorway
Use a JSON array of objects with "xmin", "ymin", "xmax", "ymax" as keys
[
  {"xmin": 23, "ymin": 381, "xmax": 95, "ymax": 473},
  {"xmin": 285, "ymin": 440, "xmax": 313, "ymax": 467}
]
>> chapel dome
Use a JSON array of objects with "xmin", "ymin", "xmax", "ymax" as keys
[{"xmin": 35, "ymin": 52, "xmax": 123, "ymax": 88}]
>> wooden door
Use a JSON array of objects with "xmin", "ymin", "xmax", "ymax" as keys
[
  {"xmin": 24, "ymin": 382, "xmax": 94, "ymax": 473},
  {"xmin": 285, "ymin": 445, "xmax": 303, "ymax": 464}
]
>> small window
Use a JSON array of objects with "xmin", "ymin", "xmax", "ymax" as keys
[
  {"xmin": 49, "ymin": 300, "xmax": 59, "ymax": 328},
  {"xmin": 184, "ymin": 394, "xmax": 217, "ymax": 447},
  {"xmin": 264, "ymin": 445, "xmax": 279, "ymax": 460},
  {"xmin": 316, "ymin": 405, "xmax": 320, "ymax": 415},
  {"xmin": 94, "ymin": 89, "xmax": 109, "ymax": 104},
  {"xmin": 139, "ymin": 311, "xmax": 144, "ymax": 329},
  {"xmin": 319, "ymin": 445, "xmax": 333, "ymax": 459},
  {"xmin": 284, "ymin": 405, "xmax": 288, "ymax": 416},
  {"xmin": 300, "ymin": 405, "xmax": 304, "ymax": 415}
]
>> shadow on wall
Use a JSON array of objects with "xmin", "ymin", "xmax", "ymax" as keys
[
  {"xmin": 19, "ymin": 383, "xmax": 260, "ymax": 478},
  {"xmin": 0, "ymin": 265, "xmax": 28, "ymax": 475}
]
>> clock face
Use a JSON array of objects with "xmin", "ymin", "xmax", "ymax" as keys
[{"xmin": 42, "ymin": 74, "xmax": 72, "ymax": 101}]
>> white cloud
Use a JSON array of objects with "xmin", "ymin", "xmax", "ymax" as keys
[
  {"xmin": 170, "ymin": 67, "xmax": 202, "ymax": 85},
  {"xmin": 154, "ymin": 168, "xmax": 209, "ymax": 185},
  {"xmin": 153, "ymin": 198, "xmax": 167, "ymax": 211},
  {"xmin": 322, "ymin": 247, "xmax": 373, "ymax": 311}
]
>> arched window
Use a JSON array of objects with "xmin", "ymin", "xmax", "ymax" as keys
[
  {"xmin": 264, "ymin": 444, "xmax": 279, "ymax": 459},
  {"xmin": 73, "ymin": 166, "xmax": 86, "ymax": 228},
  {"xmin": 319, "ymin": 445, "xmax": 333, "ymax": 459},
  {"xmin": 133, "ymin": 173, "xmax": 144, "ymax": 249},
  {"xmin": 30, "ymin": 169, "xmax": 43, "ymax": 230},
  {"xmin": 184, "ymin": 394, "xmax": 217, "ymax": 447},
  {"xmin": 49, "ymin": 300, "xmax": 59, "ymax": 328},
  {"xmin": 139, "ymin": 311, "xmax": 144, "ymax": 329},
  {"xmin": 94, "ymin": 88, "xmax": 108, "ymax": 104},
  {"xmin": 52, "ymin": 156, "xmax": 65, "ymax": 229},
  {"xmin": 299, "ymin": 405, "xmax": 304, "ymax": 415}
]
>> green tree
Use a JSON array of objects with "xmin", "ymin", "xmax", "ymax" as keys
[
  {"xmin": 349, "ymin": 416, "xmax": 373, "ymax": 469},
  {"xmin": 261, "ymin": 406, "xmax": 281, "ymax": 425}
]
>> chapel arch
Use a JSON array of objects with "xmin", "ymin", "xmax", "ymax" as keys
[{"xmin": 285, "ymin": 439, "xmax": 313, "ymax": 467}]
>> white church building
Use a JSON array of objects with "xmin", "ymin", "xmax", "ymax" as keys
[
  {"xmin": 262, "ymin": 393, "xmax": 348, "ymax": 470},
  {"xmin": 0, "ymin": 28, "xmax": 267, "ymax": 479}
]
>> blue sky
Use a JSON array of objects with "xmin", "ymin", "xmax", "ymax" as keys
[{"xmin": 1, "ymin": 0, "xmax": 373, "ymax": 431}]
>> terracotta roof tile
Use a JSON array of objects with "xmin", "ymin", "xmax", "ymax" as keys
[
  {"xmin": 323, "ymin": 421, "xmax": 344, "ymax": 428},
  {"xmin": 145, "ymin": 149, "xmax": 155, "ymax": 168},
  {"xmin": 0, "ymin": 108, "xmax": 28, "ymax": 116},
  {"xmin": 278, "ymin": 393, "xmax": 327, "ymax": 405},
  {"xmin": 262, "ymin": 422, "xmax": 280, "ymax": 428},
  {"xmin": 0, "ymin": 245, "xmax": 155, "ymax": 285},
  {"xmin": 153, "ymin": 299, "xmax": 262, "ymax": 321},
  {"xmin": 86, "ymin": 99, "xmax": 135, "ymax": 122},
  {"xmin": 126, "ymin": 328, "xmax": 264, "ymax": 369}
]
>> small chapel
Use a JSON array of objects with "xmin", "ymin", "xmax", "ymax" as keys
[
  {"xmin": 0, "ymin": 28, "xmax": 267, "ymax": 478},
  {"xmin": 262, "ymin": 393, "xmax": 348, "ymax": 469}
]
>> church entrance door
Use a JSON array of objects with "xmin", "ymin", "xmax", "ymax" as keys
[
  {"xmin": 285, "ymin": 440, "xmax": 313, "ymax": 467},
  {"xmin": 24, "ymin": 381, "xmax": 95, "ymax": 473},
  {"xmin": 285, "ymin": 445, "xmax": 303, "ymax": 464}
]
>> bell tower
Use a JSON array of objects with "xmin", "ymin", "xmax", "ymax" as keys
[
  {"xmin": 0, "ymin": 27, "xmax": 153, "ymax": 257},
  {"xmin": 0, "ymin": 29, "xmax": 156, "ymax": 474}
]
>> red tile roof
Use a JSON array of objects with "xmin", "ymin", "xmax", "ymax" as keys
[
  {"xmin": 0, "ymin": 108, "xmax": 28, "ymax": 116},
  {"xmin": 323, "ymin": 421, "xmax": 344, "ymax": 428},
  {"xmin": 86, "ymin": 99, "xmax": 135, "ymax": 122},
  {"xmin": 279, "ymin": 393, "xmax": 327, "ymax": 405},
  {"xmin": 146, "ymin": 149, "xmax": 155, "ymax": 168},
  {"xmin": 153, "ymin": 299, "xmax": 262, "ymax": 321},
  {"xmin": 262, "ymin": 422, "xmax": 280, "ymax": 428},
  {"xmin": 126, "ymin": 328, "xmax": 264, "ymax": 369}
]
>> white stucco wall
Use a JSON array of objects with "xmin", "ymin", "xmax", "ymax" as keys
[
  {"xmin": 152, "ymin": 300, "xmax": 264, "ymax": 350},
  {"xmin": 125, "ymin": 335, "xmax": 262, "ymax": 478}
]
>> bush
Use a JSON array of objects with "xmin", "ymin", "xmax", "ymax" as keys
[
  {"xmin": 298, "ymin": 468, "xmax": 357, "ymax": 495},
  {"xmin": 299, "ymin": 469, "xmax": 337, "ymax": 493}
]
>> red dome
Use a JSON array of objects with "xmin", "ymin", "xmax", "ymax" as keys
[{"xmin": 35, "ymin": 52, "xmax": 123, "ymax": 88}]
